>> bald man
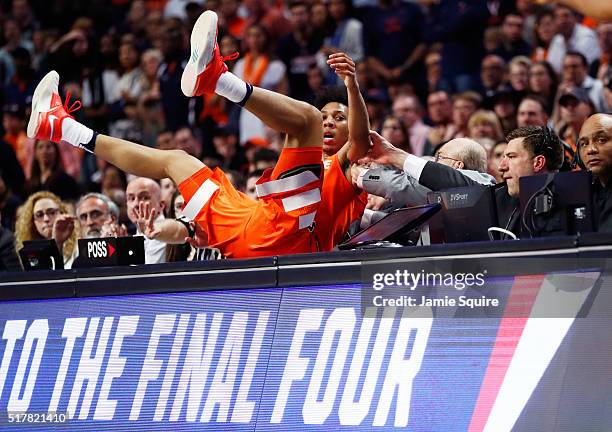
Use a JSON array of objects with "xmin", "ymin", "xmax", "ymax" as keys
[
  {"xmin": 126, "ymin": 177, "xmax": 166, "ymax": 264},
  {"xmin": 577, "ymin": 113, "xmax": 612, "ymax": 231},
  {"xmin": 357, "ymin": 135, "xmax": 495, "ymax": 208}
]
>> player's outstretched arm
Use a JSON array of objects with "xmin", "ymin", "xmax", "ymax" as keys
[{"xmin": 329, "ymin": 53, "xmax": 371, "ymax": 170}]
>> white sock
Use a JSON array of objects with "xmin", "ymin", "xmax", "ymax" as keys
[
  {"xmin": 215, "ymin": 71, "xmax": 247, "ymax": 103},
  {"xmin": 62, "ymin": 117, "xmax": 94, "ymax": 149}
]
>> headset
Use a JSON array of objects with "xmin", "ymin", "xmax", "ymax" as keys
[{"xmin": 572, "ymin": 140, "xmax": 586, "ymax": 169}]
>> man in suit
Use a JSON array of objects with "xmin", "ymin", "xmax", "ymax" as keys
[
  {"xmin": 576, "ymin": 113, "xmax": 612, "ymax": 231},
  {"xmin": 359, "ymin": 125, "xmax": 564, "ymax": 237},
  {"xmin": 357, "ymin": 136, "xmax": 495, "ymax": 208}
]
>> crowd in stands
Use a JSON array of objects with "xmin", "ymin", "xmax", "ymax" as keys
[{"xmin": 0, "ymin": 0, "xmax": 611, "ymax": 271}]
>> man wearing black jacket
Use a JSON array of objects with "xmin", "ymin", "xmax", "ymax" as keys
[
  {"xmin": 577, "ymin": 113, "xmax": 612, "ymax": 231},
  {"xmin": 360, "ymin": 125, "xmax": 564, "ymax": 237}
]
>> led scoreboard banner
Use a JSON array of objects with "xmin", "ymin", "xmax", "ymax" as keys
[{"xmin": 0, "ymin": 235, "xmax": 612, "ymax": 431}]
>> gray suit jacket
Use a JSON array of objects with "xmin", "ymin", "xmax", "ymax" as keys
[{"xmin": 361, "ymin": 165, "xmax": 496, "ymax": 208}]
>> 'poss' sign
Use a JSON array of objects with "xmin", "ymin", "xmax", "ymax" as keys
[{"xmin": 78, "ymin": 236, "xmax": 144, "ymax": 267}]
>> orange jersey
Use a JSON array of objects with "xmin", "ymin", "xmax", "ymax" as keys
[
  {"xmin": 315, "ymin": 155, "xmax": 367, "ymax": 251},
  {"xmin": 178, "ymin": 147, "xmax": 323, "ymax": 258}
]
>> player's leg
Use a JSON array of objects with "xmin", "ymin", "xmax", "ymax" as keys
[
  {"xmin": 27, "ymin": 71, "xmax": 203, "ymax": 185},
  {"xmin": 182, "ymin": 10, "xmax": 322, "ymax": 149}
]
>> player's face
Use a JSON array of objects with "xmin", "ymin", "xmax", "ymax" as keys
[{"xmin": 321, "ymin": 102, "xmax": 349, "ymax": 156}]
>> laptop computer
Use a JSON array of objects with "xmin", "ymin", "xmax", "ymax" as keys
[{"xmin": 337, "ymin": 204, "xmax": 441, "ymax": 250}]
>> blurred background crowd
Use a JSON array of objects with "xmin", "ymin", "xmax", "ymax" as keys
[{"xmin": 0, "ymin": 0, "xmax": 610, "ymax": 269}]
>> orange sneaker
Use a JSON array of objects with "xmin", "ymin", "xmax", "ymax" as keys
[
  {"xmin": 27, "ymin": 71, "xmax": 82, "ymax": 143},
  {"xmin": 181, "ymin": 10, "xmax": 238, "ymax": 97}
]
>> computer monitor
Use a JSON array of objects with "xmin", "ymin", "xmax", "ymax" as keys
[
  {"xmin": 19, "ymin": 240, "xmax": 64, "ymax": 271},
  {"xmin": 337, "ymin": 204, "xmax": 440, "ymax": 250},
  {"xmin": 519, "ymin": 170, "xmax": 595, "ymax": 238},
  {"xmin": 427, "ymin": 184, "xmax": 498, "ymax": 243}
]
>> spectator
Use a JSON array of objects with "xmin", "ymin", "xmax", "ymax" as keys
[
  {"xmin": 491, "ymin": 90, "xmax": 518, "ymax": 136},
  {"xmin": 14, "ymin": 191, "xmax": 77, "ymax": 267},
  {"xmin": 557, "ymin": 88, "xmax": 595, "ymax": 167},
  {"xmin": 224, "ymin": 170, "xmax": 247, "ymax": 192},
  {"xmin": 528, "ymin": 60, "xmax": 559, "ymax": 115},
  {"xmin": 561, "ymin": 51, "xmax": 607, "ymax": 113},
  {"xmin": 25, "ymin": 140, "xmax": 81, "ymax": 202},
  {"xmin": 251, "ymin": 147, "xmax": 279, "ymax": 172},
  {"xmin": 361, "ymin": 0, "xmax": 426, "ymax": 92},
  {"xmin": 425, "ymin": 0, "xmax": 489, "ymax": 93},
  {"xmin": 363, "ymin": 88, "xmax": 389, "ymax": 132},
  {"xmin": 380, "ymin": 115, "xmax": 410, "ymax": 152},
  {"xmin": 109, "ymin": 42, "xmax": 144, "ymax": 142},
  {"xmin": 576, "ymin": 114, "xmax": 612, "ymax": 231},
  {"xmin": 160, "ymin": 178, "xmax": 177, "ymax": 217},
  {"xmin": 0, "ymin": 214, "xmax": 22, "ymax": 272},
  {"xmin": 480, "ymin": 54, "xmax": 507, "ymax": 99},
  {"xmin": 155, "ymin": 130, "xmax": 175, "ymax": 150},
  {"xmin": 311, "ymin": 1, "xmax": 334, "ymax": 38},
  {"xmin": 508, "ymin": 56, "xmax": 531, "ymax": 95},
  {"xmin": 243, "ymin": 0, "xmax": 292, "ymax": 42},
  {"xmin": 450, "ymin": 92, "xmax": 482, "ymax": 140},
  {"xmin": 2, "ymin": 103, "xmax": 30, "ymax": 172},
  {"xmin": 0, "ymin": 172, "xmax": 21, "ymax": 231},
  {"xmin": 492, "ymin": 12, "xmax": 532, "ymax": 61},
  {"xmin": 126, "ymin": 177, "xmax": 166, "ymax": 264},
  {"xmin": 158, "ymin": 18, "xmax": 189, "ymax": 131},
  {"xmin": 3, "ymin": 47, "xmax": 36, "ymax": 109},
  {"xmin": 592, "ymin": 23, "xmax": 612, "ymax": 82},
  {"xmin": 76, "ymin": 193, "xmax": 124, "ymax": 239},
  {"xmin": 174, "ymin": 127, "xmax": 203, "ymax": 158},
  {"xmin": 468, "ymin": 110, "xmax": 505, "ymax": 145},
  {"xmin": 276, "ymin": 1, "xmax": 324, "ymax": 101},
  {"xmin": 100, "ymin": 164, "xmax": 129, "ymax": 225},
  {"xmin": 137, "ymin": 49, "xmax": 165, "ymax": 148},
  {"xmin": 517, "ymin": 95, "xmax": 549, "ymax": 127},
  {"xmin": 219, "ymin": 0, "xmax": 247, "ymax": 39},
  {"xmin": 234, "ymin": 24, "xmax": 287, "ymax": 144},
  {"xmin": 164, "ymin": 189, "xmax": 192, "ymax": 262},
  {"xmin": 425, "ymin": 50, "xmax": 443, "ymax": 93},
  {"xmin": 547, "ymin": 4, "xmax": 600, "ymax": 73},
  {"xmin": 531, "ymin": 7, "xmax": 556, "ymax": 62},
  {"xmin": 426, "ymin": 90, "xmax": 454, "ymax": 149},
  {"xmin": 489, "ymin": 140, "xmax": 508, "ymax": 183},
  {"xmin": 317, "ymin": 0, "xmax": 364, "ymax": 85},
  {"xmin": 0, "ymin": 129, "xmax": 25, "ymax": 198},
  {"xmin": 245, "ymin": 169, "xmax": 266, "ymax": 199},
  {"xmin": 392, "ymin": 94, "xmax": 431, "ymax": 156}
]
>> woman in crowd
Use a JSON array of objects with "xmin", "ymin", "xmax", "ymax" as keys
[
  {"xmin": 234, "ymin": 24, "xmax": 287, "ymax": 144},
  {"xmin": 14, "ymin": 191, "xmax": 78, "ymax": 267},
  {"xmin": 25, "ymin": 140, "xmax": 81, "ymax": 202},
  {"xmin": 317, "ymin": 0, "xmax": 364, "ymax": 85},
  {"xmin": 380, "ymin": 115, "xmax": 411, "ymax": 153},
  {"xmin": 531, "ymin": 8, "xmax": 555, "ymax": 62},
  {"xmin": 468, "ymin": 110, "xmax": 505, "ymax": 147},
  {"xmin": 528, "ymin": 60, "xmax": 559, "ymax": 115}
]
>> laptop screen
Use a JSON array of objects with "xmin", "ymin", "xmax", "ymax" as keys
[{"xmin": 339, "ymin": 204, "xmax": 440, "ymax": 249}]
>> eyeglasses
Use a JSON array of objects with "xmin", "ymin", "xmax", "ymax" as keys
[
  {"xmin": 435, "ymin": 153, "xmax": 461, "ymax": 163},
  {"xmin": 33, "ymin": 208, "xmax": 59, "ymax": 221}
]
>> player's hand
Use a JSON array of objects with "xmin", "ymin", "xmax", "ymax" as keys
[
  {"xmin": 327, "ymin": 52, "xmax": 357, "ymax": 88},
  {"xmin": 100, "ymin": 222, "xmax": 128, "ymax": 238},
  {"xmin": 358, "ymin": 130, "xmax": 404, "ymax": 166},
  {"xmin": 185, "ymin": 222, "xmax": 209, "ymax": 248},
  {"xmin": 52, "ymin": 214, "xmax": 75, "ymax": 245},
  {"xmin": 134, "ymin": 201, "xmax": 161, "ymax": 239}
]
